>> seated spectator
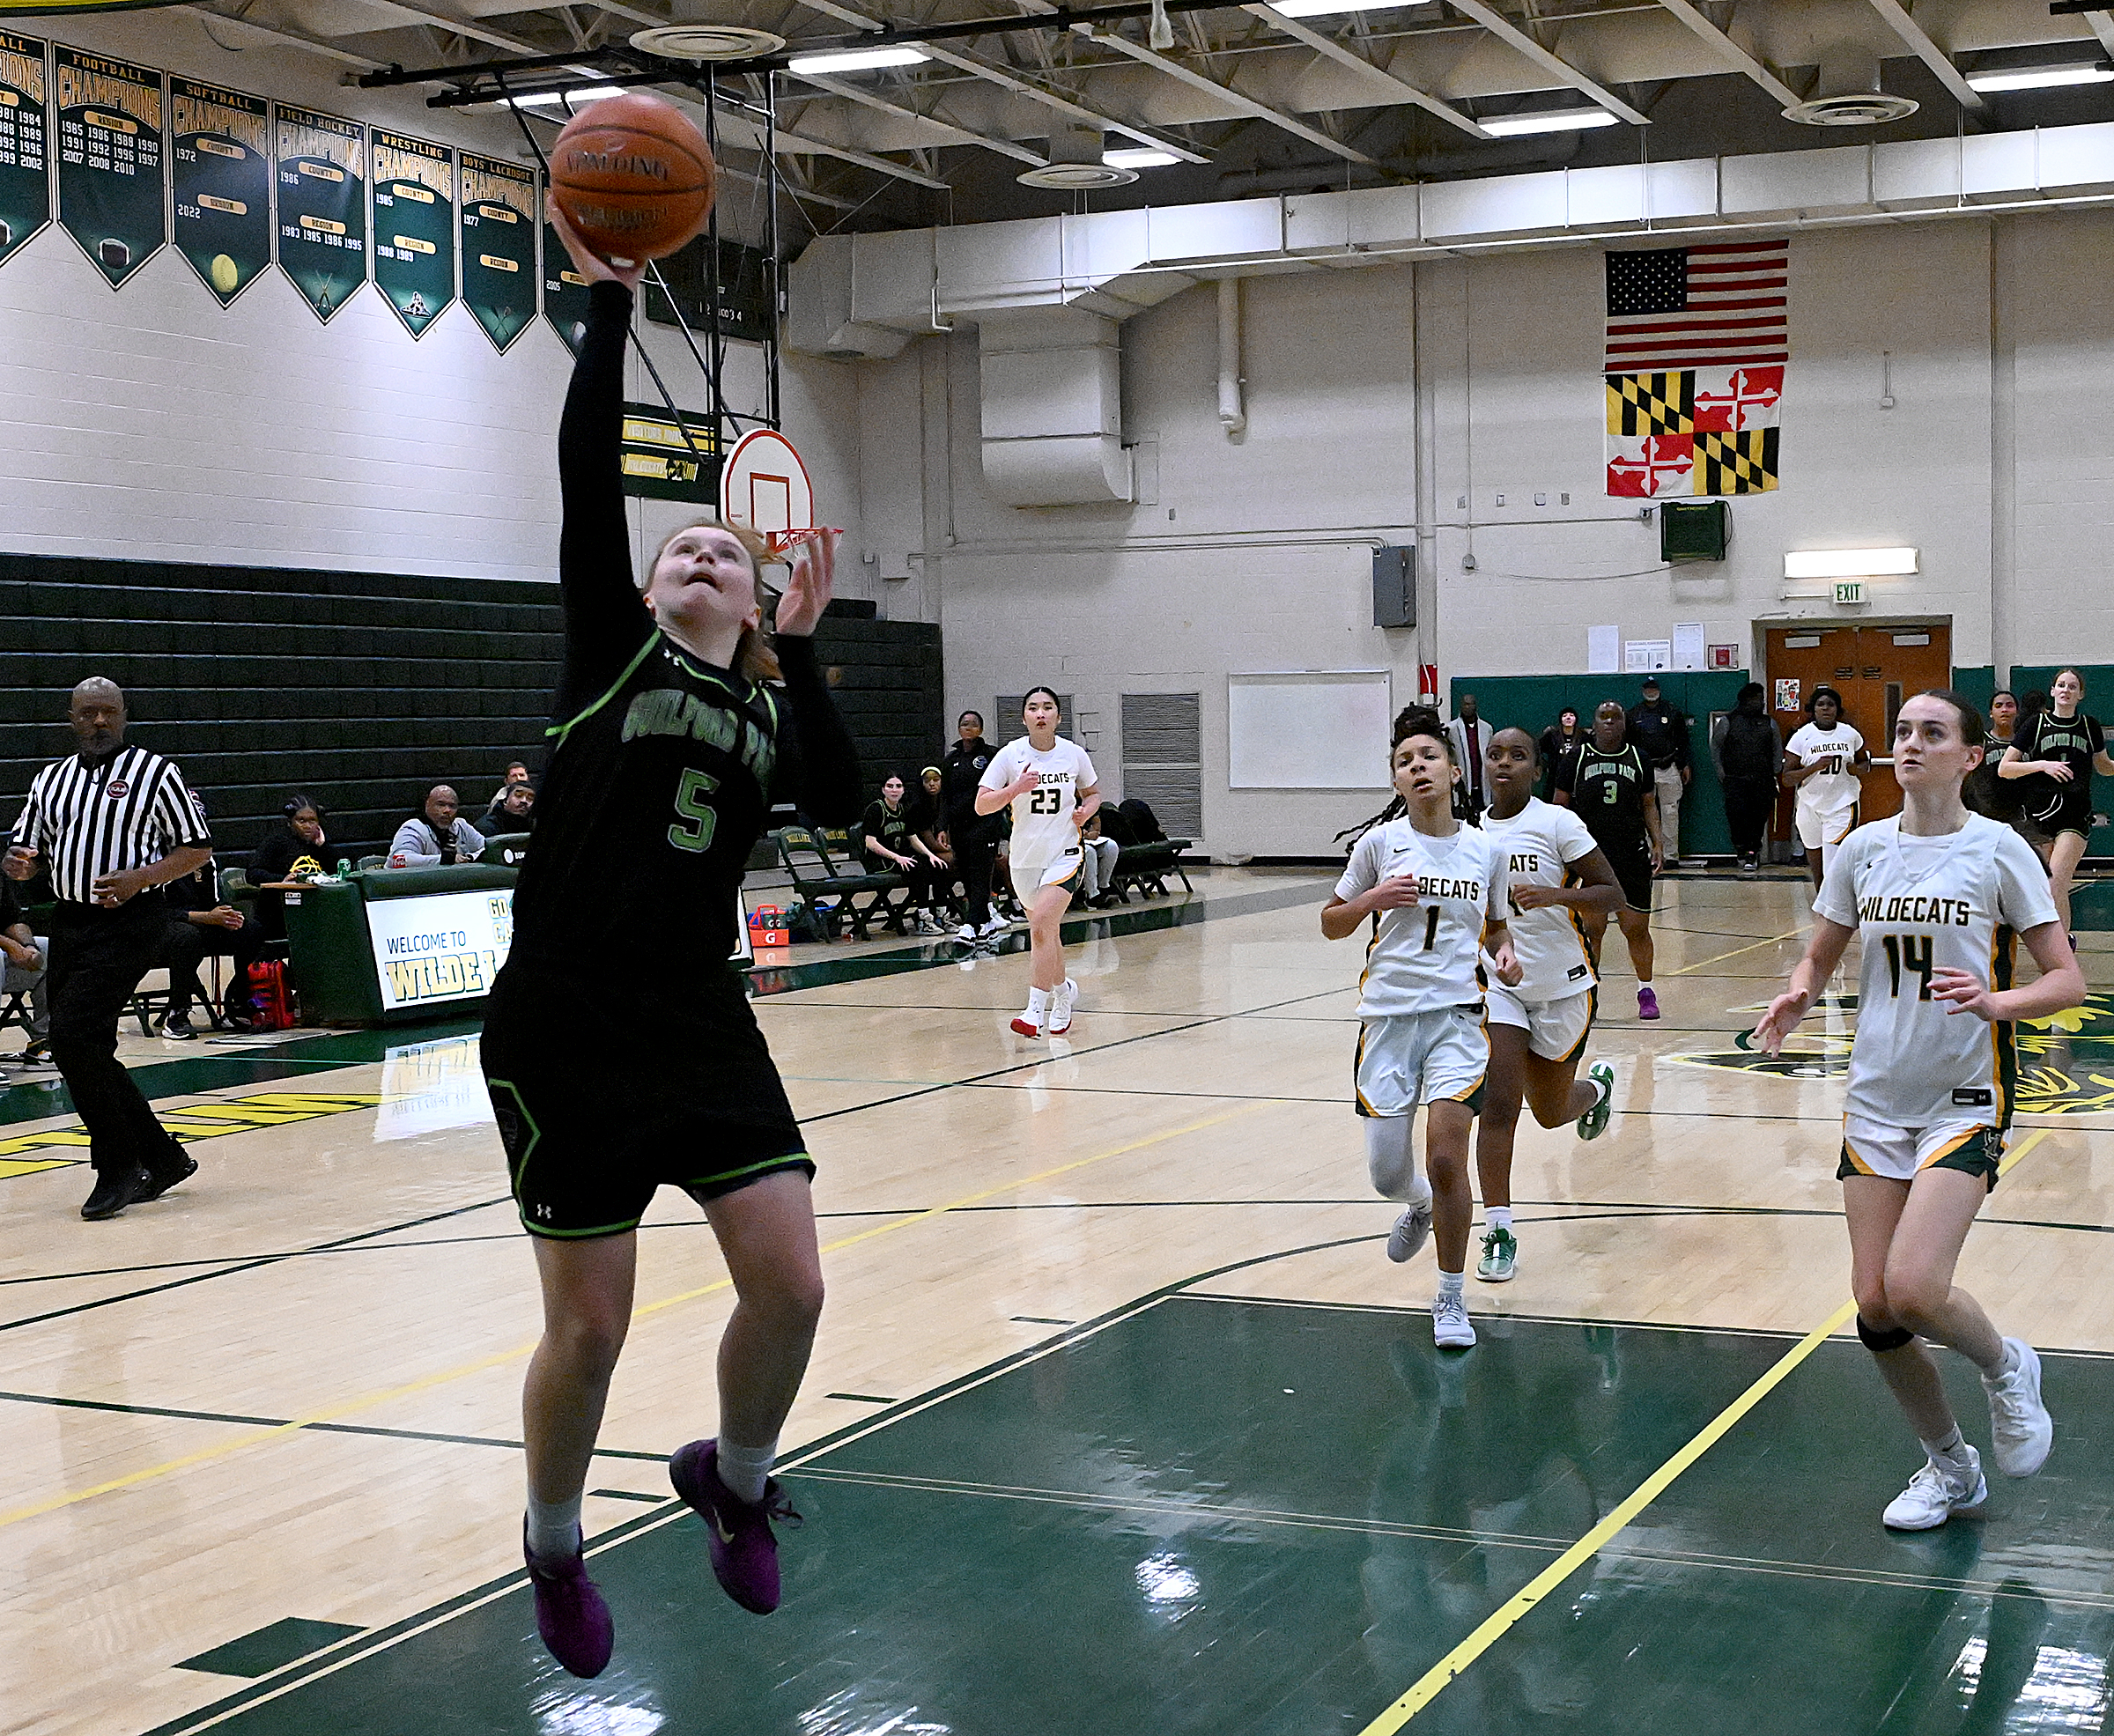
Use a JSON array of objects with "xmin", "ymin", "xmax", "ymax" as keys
[
  {"xmin": 862, "ymin": 773, "xmax": 949, "ymax": 934},
  {"xmin": 158, "ymin": 849, "xmax": 265, "ymax": 1040},
  {"xmin": 0, "ymin": 869, "xmax": 50, "ymax": 1069},
  {"xmin": 1077, "ymin": 809, "xmax": 1121, "ymax": 908},
  {"xmin": 250, "ymin": 794, "xmax": 330, "ymax": 941},
  {"xmin": 485, "ymin": 761, "xmax": 531, "ymax": 815},
  {"xmin": 389, "ymin": 787, "xmax": 486, "ymax": 868},
  {"xmin": 477, "ymin": 781, "xmax": 536, "ymax": 838}
]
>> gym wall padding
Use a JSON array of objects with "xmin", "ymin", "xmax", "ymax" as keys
[{"xmin": 0, "ymin": 557, "xmax": 941, "ymax": 867}]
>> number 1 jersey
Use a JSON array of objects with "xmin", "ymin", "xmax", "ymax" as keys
[
  {"xmin": 1814, "ymin": 815, "xmax": 2058, "ymax": 1130},
  {"xmin": 1336, "ymin": 819, "xmax": 1509, "ymax": 1018}
]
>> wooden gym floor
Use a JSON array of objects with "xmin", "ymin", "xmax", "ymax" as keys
[{"xmin": 3, "ymin": 867, "xmax": 2112, "ymax": 1735}]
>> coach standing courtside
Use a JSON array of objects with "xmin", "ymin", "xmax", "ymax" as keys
[{"xmin": 3, "ymin": 679, "xmax": 213, "ymax": 1219}]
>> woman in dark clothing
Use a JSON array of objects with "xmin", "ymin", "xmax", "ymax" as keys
[
  {"xmin": 484, "ymin": 206, "xmax": 861, "ymax": 1677},
  {"xmin": 1538, "ymin": 708, "xmax": 1584, "ymax": 802},
  {"xmin": 248, "ymin": 795, "xmax": 329, "ymax": 941},
  {"xmin": 1711, "ymin": 684, "xmax": 1783, "ymax": 874},
  {"xmin": 939, "ymin": 710, "xmax": 1006, "ymax": 942}
]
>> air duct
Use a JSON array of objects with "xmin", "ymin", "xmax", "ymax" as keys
[
  {"xmin": 1784, "ymin": 42, "xmax": 1919, "ymax": 127},
  {"xmin": 1216, "ymin": 277, "xmax": 1245, "ymax": 438},
  {"xmin": 1018, "ymin": 127, "xmax": 1139, "ymax": 190},
  {"xmin": 977, "ymin": 305, "xmax": 1133, "ymax": 506}
]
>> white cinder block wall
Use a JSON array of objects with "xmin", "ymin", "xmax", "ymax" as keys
[{"xmin": 854, "ymin": 209, "xmax": 2114, "ymax": 856}]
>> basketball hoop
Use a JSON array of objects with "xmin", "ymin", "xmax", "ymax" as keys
[{"xmin": 721, "ymin": 429, "xmax": 814, "ymax": 565}]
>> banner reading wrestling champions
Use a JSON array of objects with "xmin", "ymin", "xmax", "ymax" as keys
[{"xmin": 370, "ymin": 128, "xmax": 453, "ymax": 337}]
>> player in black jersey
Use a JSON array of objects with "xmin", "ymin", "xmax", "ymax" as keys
[
  {"xmin": 485, "ymin": 209, "xmax": 861, "ymax": 1678},
  {"xmin": 1999, "ymin": 667, "xmax": 2112, "ymax": 941},
  {"xmin": 1552, "ymin": 701, "xmax": 1664, "ymax": 1020}
]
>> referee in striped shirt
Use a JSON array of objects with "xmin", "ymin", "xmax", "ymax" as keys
[{"xmin": 4, "ymin": 678, "xmax": 213, "ymax": 1219}]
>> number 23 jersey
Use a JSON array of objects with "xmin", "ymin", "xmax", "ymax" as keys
[
  {"xmin": 1336, "ymin": 819, "xmax": 1509, "ymax": 1018},
  {"xmin": 1814, "ymin": 815, "xmax": 2058, "ymax": 1130},
  {"xmin": 979, "ymin": 736, "xmax": 1098, "ymax": 864}
]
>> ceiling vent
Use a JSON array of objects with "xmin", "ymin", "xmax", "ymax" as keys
[
  {"xmin": 630, "ymin": 24, "xmax": 787, "ymax": 60},
  {"xmin": 1783, "ymin": 42, "xmax": 1919, "ymax": 126},
  {"xmin": 1017, "ymin": 127, "xmax": 1138, "ymax": 189}
]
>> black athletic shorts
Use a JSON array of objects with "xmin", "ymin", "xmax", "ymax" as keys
[
  {"xmin": 2026, "ymin": 787, "xmax": 2095, "ymax": 842},
  {"xmin": 1594, "ymin": 838, "xmax": 1654, "ymax": 912},
  {"xmin": 481, "ymin": 966, "xmax": 812, "ymax": 1238}
]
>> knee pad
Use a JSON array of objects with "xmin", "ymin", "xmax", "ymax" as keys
[{"xmin": 1856, "ymin": 1313, "xmax": 1915, "ymax": 1354}]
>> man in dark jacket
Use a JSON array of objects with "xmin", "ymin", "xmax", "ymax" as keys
[
  {"xmin": 1627, "ymin": 677, "xmax": 1692, "ymax": 866},
  {"xmin": 939, "ymin": 710, "xmax": 1006, "ymax": 942},
  {"xmin": 1711, "ymin": 682, "xmax": 1783, "ymax": 874}
]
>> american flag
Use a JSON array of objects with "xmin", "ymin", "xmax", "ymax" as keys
[{"xmin": 1604, "ymin": 240, "xmax": 1788, "ymax": 372}]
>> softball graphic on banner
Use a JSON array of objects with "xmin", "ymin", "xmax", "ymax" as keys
[{"xmin": 170, "ymin": 78, "xmax": 269, "ymax": 306}]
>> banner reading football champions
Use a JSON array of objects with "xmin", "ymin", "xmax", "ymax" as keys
[
  {"xmin": 370, "ymin": 128, "xmax": 453, "ymax": 337},
  {"xmin": 543, "ymin": 211, "xmax": 591, "ymax": 356},
  {"xmin": 274, "ymin": 104, "xmax": 364, "ymax": 322},
  {"xmin": 0, "ymin": 31, "xmax": 47, "ymax": 271},
  {"xmin": 170, "ymin": 78, "xmax": 268, "ymax": 306},
  {"xmin": 458, "ymin": 151, "xmax": 534, "ymax": 353},
  {"xmin": 54, "ymin": 45, "xmax": 163, "ymax": 288}
]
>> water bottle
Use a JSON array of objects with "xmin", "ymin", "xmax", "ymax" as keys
[{"xmin": 336, "ymin": 859, "xmax": 351, "ymax": 879}]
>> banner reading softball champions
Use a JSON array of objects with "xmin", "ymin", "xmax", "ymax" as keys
[
  {"xmin": 458, "ymin": 151, "xmax": 534, "ymax": 353},
  {"xmin": 275, "ymin": 104, "xmax": 364, "ymax": 322},
  {"xmin": 170, "ymin": 78, "xmax": 268, "ymax": 306},
  {"xmin": 0, "ymin": 31, "xmax": 48, "ymax": 270},
  {"xmin": 370, "ymin": 128, "xmax": 453, "ymax": 337},
  {"xmin": 55, "ymin": 46, "xmax": 163, "ymax": 288}
]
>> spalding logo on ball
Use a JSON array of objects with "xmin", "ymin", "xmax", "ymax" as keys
[{"xmin": 549, "ymin": 92, "xmax": 716, "ymax": 265}]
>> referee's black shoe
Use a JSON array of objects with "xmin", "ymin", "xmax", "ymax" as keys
[
  {"xmin": 139, "ymin": 1150, "xmax": 199, "ymax": 1203},
  {"xmin": 81, "ymin": 1166, "xmax": 152, "ymax": 1221}
]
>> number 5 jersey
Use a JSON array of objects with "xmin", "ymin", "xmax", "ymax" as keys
[{"xmin": 1814, "ymin": 815, "xmax": 2059, "ymax": 1131}]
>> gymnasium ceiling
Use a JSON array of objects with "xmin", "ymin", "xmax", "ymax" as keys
[{"xmin": 185, "ymin": 0, "xmax": 2114, "ymax": 233}]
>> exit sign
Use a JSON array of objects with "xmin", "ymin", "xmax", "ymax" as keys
[{"xmin": 1834, "ymin": 580, "xmax": 1866, "ymax": 605}]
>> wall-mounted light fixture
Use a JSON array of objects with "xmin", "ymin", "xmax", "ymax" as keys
[{"xmin": 1783, "ymin": 547, "xmax": 1918, "ymax": 579}]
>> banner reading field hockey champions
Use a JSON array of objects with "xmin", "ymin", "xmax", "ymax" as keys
[
  {"xmin": 458, "ymin": 151, "xmax": 535, "ymax": 353},
  {"xmin": 274, "ymin": 104, "xmax": 365, "ymax": 322},
  {"xmin": 55, "ymin": 46, "xmax": 163, "ymax": 288},
  {"xmin": 369, "ymin": 128, "xmax": 453, "ymax": 337},
  {"xmin": 170, "ymin": 78, "xmax": 268, "ymax": 306},
  {"xmin": 0, "ymin": 32, "xmax": 48, "ymax": 270}
]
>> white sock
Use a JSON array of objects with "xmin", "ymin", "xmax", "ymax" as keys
[
  {"xmin": 1437, "ymin": 1270, "xmax": 1466, "ymax": 1298},
  {"xmin": 1488, "ymin": 1207, "xmax": 1512, "ymax": 1235},
  {"xmin": 525, "ymin": 1491, "xmax": 583, "ymax": 1562},
  {"xmin": 716, "ymin": 1437, "xmax": 776, "ymax": 1506},
  {"xmin": 1921, "ymin": 1424, "xmax": 1968, "ymax": 1464},
  {"xmin": 1364, "ymin": 1116, "xmax": 1427, "ymax": 1202}
]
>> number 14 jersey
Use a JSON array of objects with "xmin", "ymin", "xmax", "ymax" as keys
[{"xmin": 1814, "ymin": 815, "xmax": 2058, "ymax": 1131}]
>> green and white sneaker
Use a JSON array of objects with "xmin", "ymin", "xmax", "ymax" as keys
[
  {"xmin": 1476, "ymin": 1225, "xmax": 1518, "ymax": 1283},
  {"xmin": 1576, "ymin": 1061, "xmax": 1615, "ymax": 1141}
]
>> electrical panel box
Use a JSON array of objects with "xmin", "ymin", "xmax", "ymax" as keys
[{"xmin": 1372, "ymin": 544, "xmax": 1415, "ymax": 629}]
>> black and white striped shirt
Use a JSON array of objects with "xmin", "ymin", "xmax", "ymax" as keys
[{"xmin": 10, "ymin": 746, "xmax": 211, "ymax": 905}]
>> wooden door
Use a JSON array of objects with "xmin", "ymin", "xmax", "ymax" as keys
[{"xmin": 1763, "ymin": 622, "xmax": 1953, "ymax": 830}]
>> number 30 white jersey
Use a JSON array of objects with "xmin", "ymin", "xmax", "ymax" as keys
[
  {"xmin": 1336, "ymin": 819, "xmax": 1509, "ymax": 1018},
  {"xmin": 1814, "ymin": 815, "xmax": 2058, "ymax": 1131},
  {"xmin": 979, "ymin": 736, "xmax": 1098, "ymax": 862}
]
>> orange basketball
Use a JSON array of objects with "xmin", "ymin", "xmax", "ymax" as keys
[{"xmin": 549, "ymin": 92, "xmax": 715, "ymax": 264}]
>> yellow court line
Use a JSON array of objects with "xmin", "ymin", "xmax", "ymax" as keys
[
  {"xmin": 0, "ymin": 1101, "xmax": 1264, "ymax": 1532},
  {"xmin": 1667, "ymin": 925, "xmax": 1806, "ymax": 977},
  {"xmin": 1358, "ymin": 1125, "xmax": 2051, "ymax": 1735}
]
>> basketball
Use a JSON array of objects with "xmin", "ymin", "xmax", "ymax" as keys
[{"xmin": 549, "ymin": 92, "xmax": 715, "ymax": 264}]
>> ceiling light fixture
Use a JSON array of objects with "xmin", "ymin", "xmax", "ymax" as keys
[
  {"xmin": 1104, "ymin": 147, "xmax": 1180, "ymax": 168},
  {"xmin": 1264, "ymin": 0, "xmax": 1412, "ymax": 16},
  {"xmin": 1783, "ymin": 548, "xmax": 1918, "ymax": 580},
  {"xmin": 787, "ymin": 45, "xmax": 930, "ymax": 74},
  {"xmin": 1966, "ymin": 63, "xmax": 2114, "ymax": 92},
  {"xmin": 510, "ymin": 85, "xmax": 627, "ymax": 107},
  {"xmin": 1479, "ymin": 107, "xmax": 1622, "ymax": 136}
]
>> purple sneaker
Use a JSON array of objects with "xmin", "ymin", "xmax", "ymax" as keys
[
  {"xmin": 523, "ymin": 1523, "xmax": 614, "ymax": 1678},
  {"xmin": 669, "ymin": 1438, "xmax": 802, "ymax": 1614},
  {"xmin": 1637, "ymin": 986, "xmax": 1660, "ymax": 1021}
]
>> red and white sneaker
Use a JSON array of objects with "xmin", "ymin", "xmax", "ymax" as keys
[
  {"xmin": 1009, "ymin": 1000, "xmax": 1045, "ymax": 1038},
  {"xmin": 1047, "ymin": 979, "xmax": 1077, "ymax": 1035}
]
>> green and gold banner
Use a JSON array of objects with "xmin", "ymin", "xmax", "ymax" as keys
[
  {"xmin": 619, "ymin": 400, "xmax": 720, "ymax": 503},
  {"xmin": 458, "ymin": 151, "xmax": 533, "ymax": 353},
  {"xmin": 55, "ymin": 45, "xmax": 162, "ymax": 287},
  {"xmin": 542, "ymin": 212, "xmax": 591, "ymax": 357},
  {"xmin": 274, "ymin": 104, "xmax": 364, "ymax": 322},
  {"xmin": 170, "ymin": 77, "xmax": 267, "ymax": 305},
  {"xmin": 370, "ymin": 128, "xmax": 452, "ymax": 337},
  {"xmin": 0, "ymin": 31, "xmax": 48, "ymax": 270}
]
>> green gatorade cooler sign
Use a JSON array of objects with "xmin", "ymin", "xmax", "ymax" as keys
[
  {"xmin": 274, "ymin": 104, "xmax": 365, "ymax": 322},
  {"xmin": 370, "ymin": 128, "xmax": 453, "ymax": 336},
  {"xmin": 54, "ymin": 45, "xmax": 163, "ymax": 287},
  {"xmin": 458, "ymin": 151, "xmax": 534, "ymax": 352},
  {"xmin": 0, "ymin": 31, "xmax": 48, "ymax": 270},
  {"xmin": 170, "ymin": 78, "xmax": 268, "ymax": 305}
]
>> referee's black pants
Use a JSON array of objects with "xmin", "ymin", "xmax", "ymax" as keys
[{"xmin": 47, "ymin": 895, "xmax": 188, "ymax": 1179}]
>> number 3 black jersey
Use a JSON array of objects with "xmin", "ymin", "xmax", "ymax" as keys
[
  {"xmin": 501, "ymin": 281, "xmax": 861, "ymax": 985},
  {"xmin": 1814, "ymin": 816, "xmax": 2057, "ymax": 1131}
]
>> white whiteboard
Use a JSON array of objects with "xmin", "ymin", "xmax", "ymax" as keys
[{"xmin": 1228, "ymin": 670, "xmax": 1394, "ymax": 789}]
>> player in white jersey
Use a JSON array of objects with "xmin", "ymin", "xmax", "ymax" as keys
[
  {"xmin": 1325, "ymin": 716, "xmax": 1518, "ymax": 1350},
  {"xmin": 977, "ymin": 687, "xmax": 1099, "ymax": 1038},
  {"xmin": 1469, "ymin": 728, "xmax": 1625, "ymax": 1282},
  {"xmin": 1784, "ymin": 686, "xmax": 1869, "ymax": 893},
  {"xmin": 1755, "ymin": 691, "xmax": 2081, "ymax": 1532}
]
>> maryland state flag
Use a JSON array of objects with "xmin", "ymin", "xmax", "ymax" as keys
[{"xmin": 1606, "ymin": 368, "xmax": 1783, "ymax": 499}]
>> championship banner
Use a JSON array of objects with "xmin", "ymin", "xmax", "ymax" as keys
[
  {"xmin": 370, "ymin": 128, "xmax": 453, "ymax": 337},
  {"xmin": 0, "ymin": 31, "xmax": 48, "ymax": 270},
  {"xmin": 170, "ymin": 77, "xmax": 267, "ymax": 306},
  {"xmin": 54, "ymin": 45, "xmax": 163, "ymax": 287},
  {"xmin": 274, "ymin": 104, "xmax": 364, "ymax": 322},
  {"xmin": 542, "ymin": 211, "xmax": 591, "ymax": 356},
  {"xmin": 457, "ymin": 150, "xmax": 533, "ymax": 352}
]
